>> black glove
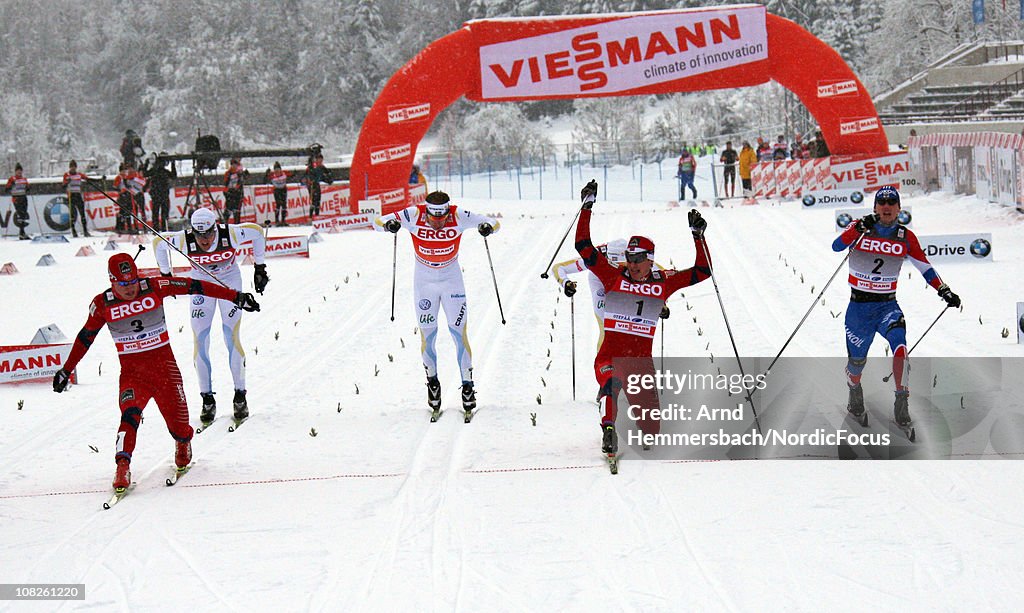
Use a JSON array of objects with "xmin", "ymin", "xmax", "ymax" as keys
[
  {"xmin": 161, "ymin": 271, "xmax": 173, "ymax": 278},
  {"xmin": 234, "ymin": 292, "xmax": 261, "ymax": 312},
  {"xmin": 855, "ymin": 214, "xmax": 878, "ymax": 234},
  {"xmin": 384, "ymin": 219, "xmax": 401, "ymax": 233},
  {"xmin": 53, "ymin": 368, "xmax": 70, "ymax": 393},
  {"xmin": 580, "ymin": 180, "xmax": 598, "ymax": 210},
  {"xmin": 660, "ymin": 305, "xmax": 670, "ymax": 319},
  {"xmin": 688, "ymin": 209, "xmax": 707, "ymax": 239},
  {"xmin": 478, "ymin": 223, "xmax": 493, "ymax": 237},
  {"xmin": 253, "ymin": 264, "xmax": 269, "ymax": 294},
  {"xmin": 564, "ymin": 280, "xmax": 577, "ymax": 298},
  {"xmin": 937, "ymin": 284, "xmax": 961, "ymax": 308}
]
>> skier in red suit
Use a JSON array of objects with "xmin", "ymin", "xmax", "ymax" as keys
[
  {"xmin": 52, "ymin": 253, "xmax": 261, "ymax": 492},
  {"xmin": 575, "ymin": 180, "xmax": 712, "ymax": 457}
]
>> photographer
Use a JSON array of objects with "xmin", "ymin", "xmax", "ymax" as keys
[
  {"xmin": 303, "ymin": 152, "xmax": 332, "ymax": 221},
  {"xmin": 120, "ymin": 129, "xmax": 145, "ymax": 168},
  {"xmin": 146, "ymin": 154, "xmax": 177, "ymax": 231}
]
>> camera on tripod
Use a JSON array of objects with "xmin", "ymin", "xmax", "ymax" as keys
[{"xmin": 195, "ymin": 134, "xmax": 222, "ymax": 171}]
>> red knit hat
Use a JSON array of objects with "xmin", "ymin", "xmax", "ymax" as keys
[{"xmin": 108, "ymin": 253, "xmax": 138, "ymax": 285}]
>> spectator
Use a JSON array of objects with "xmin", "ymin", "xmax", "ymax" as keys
[
  {"xmin": 790, "ymin": 133, "xmax": 805, "ymax": 160},
  {"xmin": 738, "ymin": 141, "xmax": 757, "ymax": 197},
  {"xmin": 409, "ymin": 164, "xmax": 427, "ymax": 191},
  {"xmin": 5, "ymin": 163, "xmax": 30, "ymax": 240},
  {"xmin": 812, "ymin": 130, "xmax": 830, "ymax": 158},
  {"xmin": 223, "ymin": 158, "xmax": 247, "ymax": 224},
  {"xmin": 62, "ymin": 160, "xmax": 92, "ymax": 237},
  {"xmin": 145, "ymin": 155, "xmax": 176, "ymax": 232},
  {"xmin": 756, "ymin": 137, "xmax": 772, "ymax": 162},
  {"xmin": 719, "ymin": 141, "xmax": 738, "ymax": 198},
  {"xmin": 772, "ymin": 134, "xmax": 789, "ymax": 161},
  {"xmin": 265, "ymin": 162, "xmax": 291, "ymax": 227},
  {"xmin": 303, "ymin": 153, "xmax": 333, "ymax": 221},
  {"xmin": 129, "ymin": 163, "xmax": 147, "ymax": 232},
  {"xmin": 677, "ymin": 147, "xmax": 697, "ymax": 201},
  {"xmin": 112, "ymin": 163, "xmax": 136, "ymax": 234}
]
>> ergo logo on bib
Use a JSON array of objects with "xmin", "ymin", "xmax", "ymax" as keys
[
  {"xmin": 110, "ymin": 296, "xmax": 157, "ymax": 320},
  {"xmin": 859, "ymin": 238, "xmax": 905, "ymax": 256},
  {"xmin": 416, "ymin": 227, "xmax": 459, "ymax": 240},
  {"xmin": 617, "ymin": 280, "xmax": 664, "ymax": 296},
  {"xmin": 191, "ymin": 250, "xmax": 235, "ymax": 265}
]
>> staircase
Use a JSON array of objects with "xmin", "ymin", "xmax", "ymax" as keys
[{"xmin": 875, "ymin": 42, "xmax": 1024, "ymax": 142}]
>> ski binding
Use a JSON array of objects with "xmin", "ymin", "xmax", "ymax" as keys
[{"xmin": 166, "ymin": 463, "xmax": 193, "ymax": 486}]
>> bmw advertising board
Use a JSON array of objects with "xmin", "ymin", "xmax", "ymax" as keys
[
  {"xmin": 916, "ymin": 233, "xmax": 993, "ymax": 263},
  {"xmin": 801, "ymin": 189, "xmax": 864, "ymax": 209},
  {"xmin": 1018, "ymin": 302, "xmax": 1024, "ymax": 345}
]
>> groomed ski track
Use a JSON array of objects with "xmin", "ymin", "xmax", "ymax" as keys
[{"xmin": 2, "ymin": 172, "xmax": 1024, "ymax": 610}]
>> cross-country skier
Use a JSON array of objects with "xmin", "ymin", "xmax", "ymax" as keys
[
  {"xmin": 551, "ymin": 239, "xmax": 668, "ymax": 351},
  {"xmin": 375, "ymin": 191, "xmax": 500, "ymax": 416},
  {"xmin": 831, "ymin": 186, "xmax": 960, "ymax": 429},
  {"xmin": 51, "ymin": 253, "xmax": 260, "ymax": 492},
  {"xmin": 575, "ymin": 180, "xmax": 712, "ymax": 459},
  {"xmin": 153, "ymin": 207, "xmax": 269, "ymax": 426}
]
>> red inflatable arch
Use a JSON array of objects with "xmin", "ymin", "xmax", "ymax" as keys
[{"xmin": 351, "ymin": 4, "xmax": 888, "ymax": 213}]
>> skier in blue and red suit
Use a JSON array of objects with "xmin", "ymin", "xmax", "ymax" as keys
[{"xmin": 832, "ymin": 186, "xmax": 960, "ymax": 428}]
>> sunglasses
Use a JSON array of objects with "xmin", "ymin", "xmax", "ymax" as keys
[
  {"xmin": 876, "ymin": 198, "xmax": 900, "ymax": 206},
  {"xmin": 116, "ymin": 278, "xmax": 139, "ymax": 287},
  {"xmin": 194, "ymin": 226, "xmax": 216, "ymax": 237},
  {"xmin": 624, "ymin": 251, "xmax": 650, "ymax": 264}
]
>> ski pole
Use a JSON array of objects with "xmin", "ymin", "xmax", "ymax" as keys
[
  {"xmin": 764, "ymin": 233, "xmax": 866, "ymax": 374},
  {"xmin": 539, "ymin": 207, "xmax": 581, "ymax": 279},
  {"xmin": 570, "ymin": 294, "xmax": 576, "ymax": 401},
  {"xmin": 698, "ymin": 237, "xmax": 762, "ymax": 435},
  {"xmin": 483, "ymin": 236, "xmax": 506, "ymax": 324},
  {"xmin": 132, "ymin": 244, "xmax": 145, "ymax": 261},
  {"xmin": 659, "ymin": 318, "xmax": 665, "ymax": 397},
  {"xmin": 82, "ymin": 176, "xmax": 231, "ymax": 288},
  {"xmin": 882, "ymin": 305, "xmax": 950, "ymax": 382},
  {"xmin": 389, "ymin": 232, "xmax": 397, "ymax": 322}
]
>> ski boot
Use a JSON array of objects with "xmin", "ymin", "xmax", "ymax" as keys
[
  {"xmin": 847, "ymin": 383, "xmax": 867, "ymax": 426},
  {"xmin": 602, "ymin": 425, "xmax": 618, "ymax": 455},
  {"xmin": 199, "ymin": 392, "xmax": 216, "ymax": 424},
  {"xmin": 175, "ymin": 440, "xmax": 192, "ymax": 469},
  {"xmin": 113, "ymin": 458, "xmax": 131, "ymax": 491},
  {"xmin": 72, "ymin": 229, "xmax": 78, "ymax": 238},
  {"xmin": 232, "ymin": 389, "xmax": 249, "ymax": 421},
  {"xmin": 893, "ymin": 390, "xmax": 911, "ymax": 427},
  {"xmin": 427, "ymin": 376, "xmax": 441, "ymax": 410},
  {"xmin": 602, "ymin": 425, "xmax": 619, "ymax": 474},
  {"xmin": 461, "ymin": 382, "xmax": 476, "ymax": 423},
  {"xmin": 427, "ymin": 376, "xmax": 442, "ymax": 422}
]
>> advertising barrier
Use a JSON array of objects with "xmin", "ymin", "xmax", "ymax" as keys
[
  {"xmin": 916, "ymin": 233, "xmax": 993, "ymax": 263},
  {"xmin": 0, "ymin": 344, "xmax": 74, "ymax": 384}
]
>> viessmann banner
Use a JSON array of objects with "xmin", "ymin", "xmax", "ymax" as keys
[{"xmin": 478, "ymin": 5, "xmax": 768, "ymax": 99}]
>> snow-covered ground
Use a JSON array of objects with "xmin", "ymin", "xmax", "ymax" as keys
[{"xmin": 2, "ymin": 164, "xmax": 1024, "ymax": 611}]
